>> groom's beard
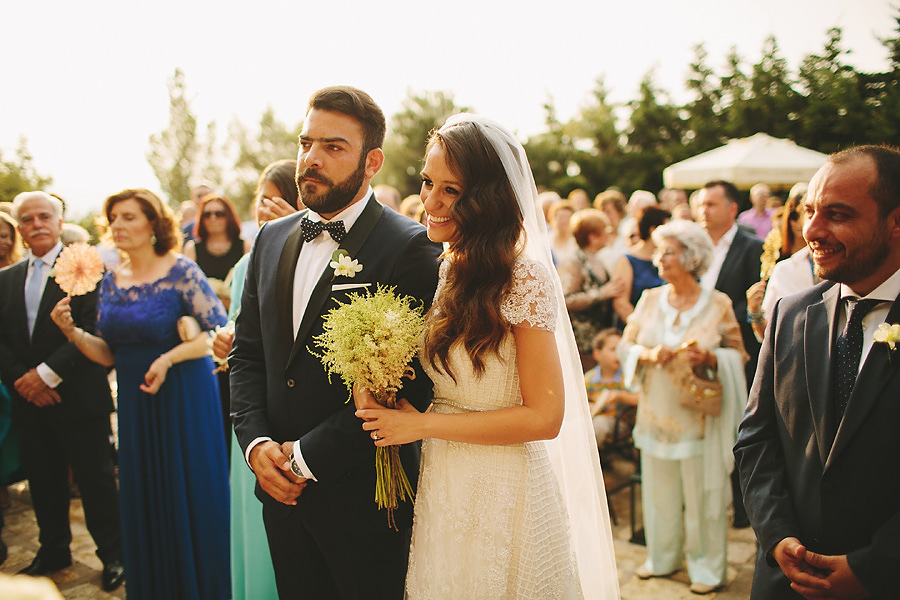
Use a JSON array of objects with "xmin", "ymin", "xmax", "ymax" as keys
[{"xmin": 296, "ymin": 157, "xmax": 367, "ymax": 216}]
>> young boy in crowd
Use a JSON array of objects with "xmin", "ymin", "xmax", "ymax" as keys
[{"xmin": 584, "ymin": 328, "xmax": 639, "ymax": 448}]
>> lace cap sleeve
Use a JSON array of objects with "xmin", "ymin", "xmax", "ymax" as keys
[
  {"xmin": 176, "ymin": 257, "xmax": 228, "ymax": 330},
  {"xmin": 500, "ymin": 258, "xmax": 558, "ymax": 331}
]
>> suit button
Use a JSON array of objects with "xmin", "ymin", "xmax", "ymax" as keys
[{"xmin": 286, "ymin": 378, "xmax": 295, "ymax": 388}]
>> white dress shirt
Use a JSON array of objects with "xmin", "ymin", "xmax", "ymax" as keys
[
  {"xmin": 838, "ymin": 266, "xmax": 900, "ymax": 375},
  {"xmin": 700, "ymin": 224, "xmax": 738, "ymax": 290}
]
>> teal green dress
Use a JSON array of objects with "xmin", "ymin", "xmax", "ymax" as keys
[
  {"xmin": 228, "ymin": 254, "xmax": 278, "ymax": 599},
  {"xmin": 0, "ymin": 380, "xmax": 25, "ymax": 486}
]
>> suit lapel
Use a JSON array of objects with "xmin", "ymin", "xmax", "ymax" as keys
[
  {"xmin": 10, "ymin": 261, "xmax": 30, "ymax": 343},
  {"xmin": 286, "ymin": 197, "xmax": 384, "ymax": 367},
  {"xmin": 828, "ymin": 288, "xmax": 900, "ymax": 467},
  {"xmin": 276, "ymin": 212, "xmax": 308, "ymax": 360},
  {"xmin": 715, "ymin": 231, "xmax": 746, "ymax": 290},
  {"xmin": 807, "ymin": 284, "xmax": 839, "ymax": 465}
]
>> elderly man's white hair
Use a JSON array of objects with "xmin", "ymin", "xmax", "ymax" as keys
[
  {"xmin": 11, "ymin": 191, "xmax": 63, "ymax": 222},
  {"xmin": 750, "ymin": 183, "xmax": 771, "ymax": 199},
  {"xmin": 627, "ymin": 189, "xmax": 657, "ymax": 215},
  {"xmin": 651, "ymin": 218, "xmax": 715, "ymax": 279}
]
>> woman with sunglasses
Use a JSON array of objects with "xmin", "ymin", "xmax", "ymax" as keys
[
  {"xmin": 183, "ymin": 195, "xmax": 251, "ymax": 312},
  {"xmin": 183, "ymin": 194, "xmax": 250, "ymax": 462}
]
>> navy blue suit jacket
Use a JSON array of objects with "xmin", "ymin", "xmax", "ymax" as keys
[
  {"xmin": 735, "ymin": 281, "xmax": 900, "ymax": 599},
  {"xmin": 230, "ymin": 196, "xmax": 442, "ymax": 533},
  {"xmin": 715, "ymin": 228, "xmax": 763, "ymax": 387}
]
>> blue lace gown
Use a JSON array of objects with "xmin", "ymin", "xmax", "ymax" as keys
[
  {"xmin": 97, "ymin": 256, "xmax": 230, "ymax": 600},
  {"xmin": 626, "ymin": 254, "xmax": 664, "ymax": 307}
]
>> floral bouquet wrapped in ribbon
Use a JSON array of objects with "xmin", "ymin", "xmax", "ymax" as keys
[
  {"xmin": 52, "ymin": 242, "xmax": 105, "ymax": 296},
  {"xmin": 311, "ymin": 285, "xmax": 425, "ymax": 526}
]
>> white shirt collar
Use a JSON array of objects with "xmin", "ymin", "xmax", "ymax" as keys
[
  {"xmin": 715, "ymin": 223, "xmax": 739, "ymax": 249},
  {"xmin": 29, "ymin": 242, "xmax": 63, "ymax": 267},
  {"xmin": 840, "ymin": 265, "xmax": 900, "ymax": 303}
]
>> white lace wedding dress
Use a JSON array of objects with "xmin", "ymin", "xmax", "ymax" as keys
[{"xmin": 406, "ymin": 258, "xmax": 583, "ymax": 600}]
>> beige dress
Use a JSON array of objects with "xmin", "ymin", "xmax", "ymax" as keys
[{"xmin": 406, "ymin": 258, "xmax": 582, "ymax": 600}]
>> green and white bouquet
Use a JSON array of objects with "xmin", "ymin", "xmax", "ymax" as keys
[{"xmin": 311, "ymin": 285, "xmax": 426, "ymax": 526}]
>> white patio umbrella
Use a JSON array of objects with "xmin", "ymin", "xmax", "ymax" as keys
[{"xmin": 662, "ymin": 133, "xmax": 827, "ymax": 189}]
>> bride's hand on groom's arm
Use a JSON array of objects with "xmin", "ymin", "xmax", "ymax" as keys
[
  {"xmin": 356, "ymin": 398, "xmax": 422, "ymax": 446},
  {"xmin": 248, "ymin": 440, "xmax": 307, "ymax": 506}
]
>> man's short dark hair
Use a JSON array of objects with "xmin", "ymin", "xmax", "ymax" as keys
[
  {"xmin": 704, "ymin": 180, "xmax": 741, "ymax": 205},
  {"xmin": 830, "ymin": 145, "xmax": 900, "ymax": 218},
  {"xmin": 307, "ymin": 86, "xmax": 386, "ymax": 154}
]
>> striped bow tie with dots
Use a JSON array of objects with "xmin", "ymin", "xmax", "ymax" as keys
[{"xmin": 300, "ymin": 218, "xmax": 346, "ymax": 244}]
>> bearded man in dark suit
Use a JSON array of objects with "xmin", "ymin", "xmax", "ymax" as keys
[
  {"xmin": 230, "ymin": 86, "xmax": 442, "ymax": 599},
  {"xmin": 735, "ymin": 145, "xmax": 900, "ymax": 599},
  {"xmin": 0, "ymin": 191, "xmax": 123, "ymax": 591}
]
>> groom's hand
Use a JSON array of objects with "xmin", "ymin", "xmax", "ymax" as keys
[
  {"xmin": 249, "ymin": 441, "xmax": 307, "ymax": 505},
  {"xmin": 799, "ymin": 552, "xmax": 869, "ymax": 600},
  {"xmin": 773, "ymin": 537, "xmax": 831, "ymax": 597}
]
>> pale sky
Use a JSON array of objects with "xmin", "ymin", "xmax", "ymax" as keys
[{"xmin": 2, "ymin": 0, "xmax": 896, "ymax": 218}]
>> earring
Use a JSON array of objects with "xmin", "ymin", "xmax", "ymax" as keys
[{"xmin": 150, "ymin": 234, "xmax": 158, "ymax": 246}]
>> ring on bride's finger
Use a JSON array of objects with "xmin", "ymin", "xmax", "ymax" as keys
[{"xmin": 372, "ymin": 432, "xmax": 379, "ymax": 441}]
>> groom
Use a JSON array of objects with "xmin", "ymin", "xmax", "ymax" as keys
[{"xmin": 230, "ymin": 86, "xmax": 442, "ymax": 598}]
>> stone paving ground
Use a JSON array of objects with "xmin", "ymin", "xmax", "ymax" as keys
[{"xmin": 0, "ymin": 456, "xmax": 758, "ymax": 599}]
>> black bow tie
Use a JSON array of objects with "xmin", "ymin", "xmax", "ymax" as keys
[{"xmin": 300, "ymin": 218, "xmax": 346, "ymax": 244}]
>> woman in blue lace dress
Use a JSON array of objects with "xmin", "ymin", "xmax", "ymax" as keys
[{"xmin": 51, "ymin": 188, "xmax": 230, "ymax": 599}]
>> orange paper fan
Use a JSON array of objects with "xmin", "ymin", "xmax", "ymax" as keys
[{"xmin": 53, "ymin": 243, "xmax": 105, "ymax": 296}]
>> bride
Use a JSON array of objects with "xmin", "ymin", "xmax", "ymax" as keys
[{"xmin": 355, "ymin": 114, "xmax": 619, "ymax": 599}]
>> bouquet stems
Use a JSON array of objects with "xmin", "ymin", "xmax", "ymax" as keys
[{"xmin": 373, "ymin": 391, "xmax": 415, "ymax": 529}]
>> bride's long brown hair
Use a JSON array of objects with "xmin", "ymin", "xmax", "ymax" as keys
[{"xmin": 422, "ymin": 121, "xmax": 524, "ymax": 380}]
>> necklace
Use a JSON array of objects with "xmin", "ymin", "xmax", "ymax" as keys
[{"xmin": 668, "ymin": 284, "xmax": 701, "ymax": 312}]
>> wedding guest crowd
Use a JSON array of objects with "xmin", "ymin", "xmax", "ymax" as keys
[{"xmin": 3, "ymin": 80, "xmax": 898, "ymax": 599}]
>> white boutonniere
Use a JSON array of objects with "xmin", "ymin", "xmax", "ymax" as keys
[
  {"xmin": 330, "ymin": 249, "xmax": 362, "ymax": 279},
  {"xmin": 873, "ymin": 323, "xmax": 900, "ymax": 363}
]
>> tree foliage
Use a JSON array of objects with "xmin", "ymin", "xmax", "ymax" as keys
[
  {"xmin": 227, "ymin": 107, "xmax": 302, "ymax": 215},
  {"xmin": 135, "ymin": 11, "xmax": 900, "ymax": 212},
  {"xmin": 0, "ymin": 137, "xmax": 52, "ymax": 203},
  {"xmin": 379, "ymin": 90, "xmax": 468, "ymax": 197},
  {"xmin": 146, "ymin": 68, "xmax": 199, "ymax": 208}
]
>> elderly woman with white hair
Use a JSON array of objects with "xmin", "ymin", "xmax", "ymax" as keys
[{"xmin": 619, "ymin": 219, "xmax": 748, "ymax": 595}]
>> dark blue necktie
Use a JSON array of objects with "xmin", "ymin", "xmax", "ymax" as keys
[
  {"xmin": 833, "ymin": 298, "xmax": 880, "ymax": 426},
  {"xmin": 300, "ymin": 218, "xmax": 346, "ymax": 244}
]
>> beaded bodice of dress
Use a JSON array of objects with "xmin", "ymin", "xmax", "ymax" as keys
[{"xmin": 421, "ymin": 257, "xmax": 557, "ymax": 412}]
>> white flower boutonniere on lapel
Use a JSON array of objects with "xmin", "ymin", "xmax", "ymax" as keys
[
  {"xmin": 873, "ymin": 323, "xmax": 900, "ymax": 363},
  {"xmin": 330, "ymin": 249, "xmax": 363, "ymax": 279}
]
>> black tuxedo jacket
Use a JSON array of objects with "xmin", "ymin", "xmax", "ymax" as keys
[
  {"xmin": 735, "ymin": 281, "xmax": 900, "ymax": 599},
  {"xmin": 715, "ymin": 228, "xmax": 763, "ymax": 386},
  {"xmin": 0, "ymin": 257, "xmax": 113, "ymax": 421},
  {"xmin": 230, "ymin": 196, "xmax": 442, "ymax": 532}
]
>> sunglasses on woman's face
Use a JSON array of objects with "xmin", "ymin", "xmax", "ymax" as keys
[
  {"xmin": 788, "ymin": 211, "xmax": 801, "ymax": 221},
  {"xmin": 202, "ymin": 210, "xmax": 226, "ymax": 219}
]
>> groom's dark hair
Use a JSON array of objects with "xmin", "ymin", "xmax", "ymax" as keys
[{"xmin": 307, "ymin": 86, "xmax": 386, "ymax": 155}]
